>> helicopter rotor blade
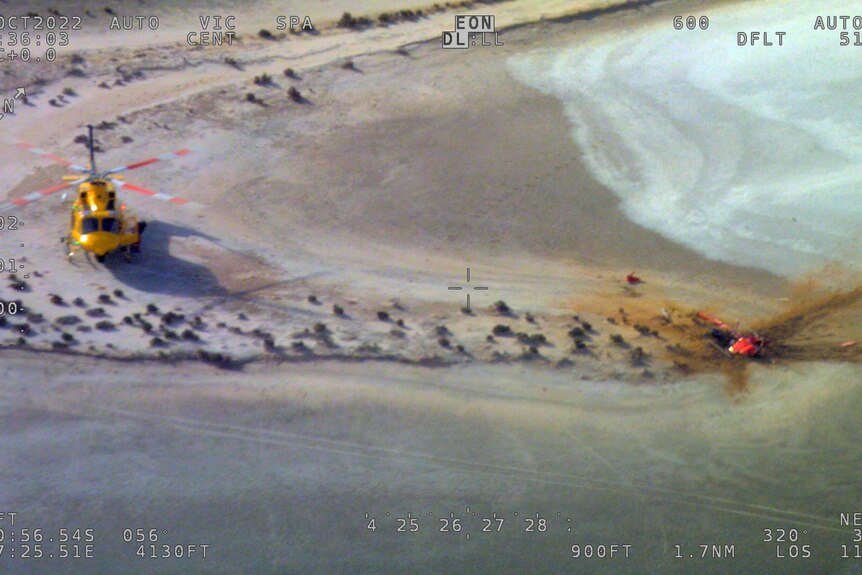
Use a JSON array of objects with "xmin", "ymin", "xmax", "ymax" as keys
[
  {"xmin": 110, "ymin": 179, "xmax": 193, "ymax": 205},
  {"xmin": 0, "ymin": 178, "xmax": 86, "ymax": 212},
  {"xmin": 104, "ymin": 148, "xmax": 193, "ymax": 175},
  {"xmin": 16, "ymin": 143, "xmax": 90, "ymax": 173}
]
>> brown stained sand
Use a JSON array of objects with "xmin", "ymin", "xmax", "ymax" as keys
[{"xmin": 574, "ymin": 279, "xmax": 862, "ymax": 393}]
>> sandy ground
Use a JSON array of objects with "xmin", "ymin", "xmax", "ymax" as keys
[
  {"xmin": 1, "ymin": 0, "xmax": 860, "ymax": 573},
  {"xmin": 2, "ymin": 355, "xmax": 861, "ymax": 574},
  {"xmin": 0, "ymin": 0, "xmax": 787, "ymax": 380}
]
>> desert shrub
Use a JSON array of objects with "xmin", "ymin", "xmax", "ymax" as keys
[
  {"xmin": 492, "ymin": 324, "xmax": 512, "ymax": 336},
  {"xmin": 493, "ymin": 300, "xmax": 511, "ymax": 314},
  {"xmin": 287, "ymin": 86, "xmax": 303, "ymax": 103}
]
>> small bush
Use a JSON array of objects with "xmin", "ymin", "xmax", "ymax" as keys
[
  {"xmin": 333, "ymin": 305, "xmax": 345, "ymax": 316},
  {"xmin": 284, "ymin": 67, "xmax": 298, "ymax": 79},
  {"xmin": 493, "ymin": 300, "xmax": 511, "ymax": 315},
  {"xmin": 634, "ymin": 324, "xmax": 652, "ymax": 336},
  {"xmin": 377, "ymin": 311, "xmax": 390, "ymax": 321},
  {"xmin": 161, "ymin": 311, "xmax": 185, "ymax": 325},
  {"xmin": 568, "ymin": 326, "xmax": 585, "ymax": 338},
  {"xmin": 610, "ymin": 334, "xmax": 625, "ymax": 346},
  {"xmin": 85, "ymin": 307, "xmax": 106, "ymax": 318},
  {"xmin": 516, "ymin": 333, "xmax": 546, "ymax": 346},
  {"xmin": 337, "ymin": 12, "xmax": 372, "ymax": 29},
  {"xmin": 258, "ymin": 29, "xmax": 275, "ymax": 40},
  {"xmin": 287, "ymin": 86, "xmax": 303, "ymax": 103},
  {"xmin": 253, "ymin": 73, "xmax": 272, "ymax": 86},
  {"xmin": 630, "ymin": 346, "xmax": 647, "ymax": 366},
  {"xmin": 492, "ymin": 324, "xmax": 512, "ymax": 336},
  {"xmin": 182, "ymin": 329, "xmax": 201, "ymax": 342}
]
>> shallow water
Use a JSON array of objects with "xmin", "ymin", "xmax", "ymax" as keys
[{"xmin": 510, "ymin": 0, "xmax": 862, "ymax": 277}]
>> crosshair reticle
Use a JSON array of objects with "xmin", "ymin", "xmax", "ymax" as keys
[{"xmin": 447, "ymin": 267, "xmax": 489, "ymax": 310}]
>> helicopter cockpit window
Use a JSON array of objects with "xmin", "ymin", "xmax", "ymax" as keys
[
  {"xmin": 82, "ymin": 217, "xmax": 99, "ymax": 234},
  {"xmin": 101, "ymin": 218, "xmax": 118, "ymax": 233}
]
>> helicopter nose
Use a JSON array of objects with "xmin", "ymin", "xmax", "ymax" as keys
[{"xmin": 80, "ymin": 232, "xmax": 120, "ymax": 256}]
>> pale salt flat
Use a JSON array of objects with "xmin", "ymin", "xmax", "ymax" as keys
[{"xmin": 510, "ymin": 0, "xmax": 862, "ymax": 277}]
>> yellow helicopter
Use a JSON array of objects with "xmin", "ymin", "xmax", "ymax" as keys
[{"xmin": 2, "ymin": 125, "xmax": 193, "ymax": 263}]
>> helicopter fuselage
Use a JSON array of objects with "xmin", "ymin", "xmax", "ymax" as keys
[{"xmin": 67, "ymin": 179, "xmax": 142, "ymax": 261}]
